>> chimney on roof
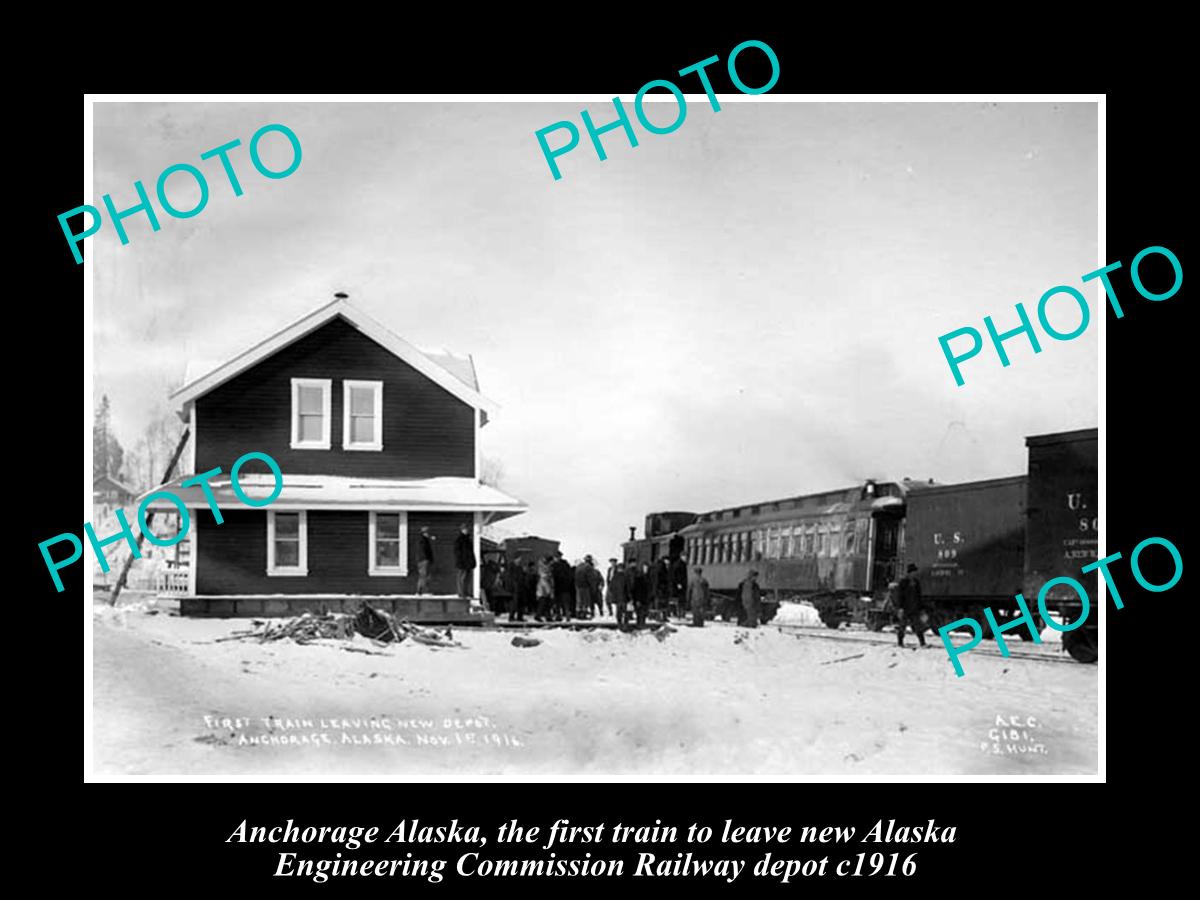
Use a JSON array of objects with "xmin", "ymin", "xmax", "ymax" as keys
[{"xmin": 334, "ymin": 292, "xmax": 349, "ymax": 299}]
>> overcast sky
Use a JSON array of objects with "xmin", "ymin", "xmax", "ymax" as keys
[{"xmin": 92, "ymin": 100, "xmax": 1098, "ymax": 560}]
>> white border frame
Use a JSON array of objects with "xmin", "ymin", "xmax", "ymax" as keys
[
  {"xmin": 368, "ymin": 510, "xmax": 408, "ymax": 576},
  {"xmin": 343, "ymin": 379, "xmax": 384, "ymax": 452},
  {"xmin": 290, "ymin": 378, "xmax": 332, "ymax": 450},
  {"xmin": 266, "ymin": 509, "xmax": 308, "ymax": 576},
  {"xmin": 84, "ymin": 93, "xmax": 1106, "ymax": 787}
]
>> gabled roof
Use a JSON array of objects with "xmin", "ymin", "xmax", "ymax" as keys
[
  {"xmin": 93, "ymin": 472, "xmax": 138, "ymax": 496},
  {"xmin": 170, "ymin": 297, "xmax": 498, "ymax": 415}
]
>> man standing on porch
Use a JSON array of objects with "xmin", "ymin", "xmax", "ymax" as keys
[
  {"xmin": 454, "ymin": 523, "xmax": 477, "ymax": 599},
  {"xmin": 417, "ymin": 526, "xmax": 436, "ymax": 594}
]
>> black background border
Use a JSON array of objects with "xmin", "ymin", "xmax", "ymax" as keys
[{"xmin": 23, "ymin": 29, "xmax": 1185, "ymax": 893}]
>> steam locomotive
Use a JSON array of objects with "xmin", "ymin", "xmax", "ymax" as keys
[{"xmin": 622, "ymin": 428, "xmax": 1098, "ymax": 662}]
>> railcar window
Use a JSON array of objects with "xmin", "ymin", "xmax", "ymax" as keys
[{"xmin": 845, "ymin": 528, "xmax": 855, "ymax": 554}]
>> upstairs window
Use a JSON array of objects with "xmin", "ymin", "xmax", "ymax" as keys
[
  {"xmin": 344, "ymin": 380, "xmax": 384, "ymax": 451},
  {"xmin": 291, "ymin": 378, "xmax": 331, "ymax": 450},
  {"xmin": 267, "ymin": 510, "xmax": 308, "ymax": 576},
  {"xmin": 369, "ymin": 511, "xmax": 408, "ymax": 575}
]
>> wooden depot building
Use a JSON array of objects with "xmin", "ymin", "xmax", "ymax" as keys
[{"xmin": 142, "ymin": 294, "xmax": 526, "ymax": 620}]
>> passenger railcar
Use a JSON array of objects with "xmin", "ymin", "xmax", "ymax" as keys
[{"xmin": 622, "ymin": 480, "xmax": 924, "ymax": 623}]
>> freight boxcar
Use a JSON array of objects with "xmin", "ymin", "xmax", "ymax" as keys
[
  {"xmin": 904, "ymin": 475, "xmax": 1033, "ymax": 636},
  {"xmin": 1024, "ymin": 428, "xmax": 1099, "ymax": 662}
]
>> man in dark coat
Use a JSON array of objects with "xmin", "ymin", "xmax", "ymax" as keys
[
  {"xmin": 670, "ymin": 556, "xmax": 688, "ymax": 618},
  {"xmin": 453, "ymin": 523, "xmax": 476, "ymax": 599},
  {"xmin": 574, "ymin": 558, "xmax": 592, "ymax": 618},
  {"xmin": 480, "ymin": 557, "xmax": 498, "ymax": 611},
  {"xmin": 896, "ymin": 563, "xmax": 927, "ymax": 647},
  {"xmin": 739, "ymin": 569, "xmax": 762, "ymax": 628},
  {"xmin": 688, "ymin": 566, "xmax": 710, "ymax": 627},
  {"xmin": 653, "ymin": 558, "xmax": 671, "ymax": 622},
  {"xmin": 417, "ymin": 526, "xmax": 436, "ymax": 594},
  {"xmin": 585, "ymin": 557, "xmax": 605, "ymax": 618},
  {"xmin": 552, "ymin": 552, "xmax": 574, "ymax": 621},
  {"xmin": 608, "ymin": 562, "xmax": 630, "ymax": 627},
  {"xmin": 512, "ymin": 560, "xmax": 535, "ymax": 622},
  {"xmin": 631, "ymin": 563, "xmax": 651, "ymax": 627}
]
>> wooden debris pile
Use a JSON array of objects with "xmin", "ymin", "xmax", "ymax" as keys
[{"xmin": 221, "ymin": 605, "xmax": 462, "ymax": 649}]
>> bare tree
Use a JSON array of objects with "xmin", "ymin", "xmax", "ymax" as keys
[
  {"xmin": 124, "ymin": 411, "xmax": 187, "ymax": 491},
  {"xmin": 480, "ymin": 455, "xmax": 506, "ymax": 488}
]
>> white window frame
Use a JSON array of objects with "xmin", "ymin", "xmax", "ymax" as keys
[
  {"xmin": 343, "ymin": 380, "xmax": 384, "ymax": 451},
  {"xmin": 368, "ymin": 511, "xmax": 408, "ymax": 576},
  {"xmin": 267, "ymin": 510, "xmax": 308, "ymax": 576},
  {"xmin": 290, "ymin": 378, "xmax": 332, "ymax": 450}
]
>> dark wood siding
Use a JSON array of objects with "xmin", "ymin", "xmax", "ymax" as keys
[
  {"xmin": 1024, "ymin": 430, "xmax": 1099, "ymax": 606},
  {"xmin": 195, "ymin": 316, "xmax": 475, "ymax": 477},
  {"xmin": 196, "ymin": 509, "xmax": 472, "ymax": 595}
]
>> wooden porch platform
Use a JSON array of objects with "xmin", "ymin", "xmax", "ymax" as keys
[{"xmin": 180, "ymin": 595, "xmax": 491, "ymax": 623}]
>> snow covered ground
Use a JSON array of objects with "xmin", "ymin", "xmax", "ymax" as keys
[{"xmin": 91, "ymin": 597, "xmax": 1098, "ymax": 778}]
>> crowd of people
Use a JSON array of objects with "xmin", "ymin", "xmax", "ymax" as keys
[{"xmin": 480, "ymin": 553, "xmax": 775, "ymax": 629}]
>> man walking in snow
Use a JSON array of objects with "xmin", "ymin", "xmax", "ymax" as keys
[
  {"xmin": 896, "ymin": 563, "xmax": 927, "ymax": 648},
  {"xmin": 688, "ymin": 566, "xmax": 710, "ymax": 627}
]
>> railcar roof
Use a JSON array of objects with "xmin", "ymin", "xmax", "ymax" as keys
[{"xmin": 1025, "ymin": 427, "xmax": 1098, "ymax": 446}]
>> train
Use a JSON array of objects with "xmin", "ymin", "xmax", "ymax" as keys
[{"xmin": 622, "ymin": 427, "xmax": 1099, "ymax": 662}]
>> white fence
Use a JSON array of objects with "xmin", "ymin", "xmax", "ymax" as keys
[{"xmin": 152, "ymin": 569, "xmax": 189, "ymax": 595}]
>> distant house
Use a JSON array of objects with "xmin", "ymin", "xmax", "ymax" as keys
[
  {"xmin": 93, "ymin": 473, "xmax": 136, "ymax": 521},
  {"xmin": 141, "ymin": 295, "xmax": 526, "ymax": 618}
]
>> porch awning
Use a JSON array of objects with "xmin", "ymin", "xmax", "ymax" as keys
[{"xmin": 138, "ymin": 474, "xmax": 528, "ymax": 522}]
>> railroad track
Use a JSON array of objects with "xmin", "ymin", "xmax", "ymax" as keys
[
  {"xmin": 771, "ymin": 622, "xmax": 1080, "ymax": 664},
  {"xmin": 475, "ymin": 618, "xmax": 1082, "ymax": 664}
]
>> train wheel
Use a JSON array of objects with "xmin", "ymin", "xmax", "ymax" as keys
[
  {"xmin": 868, "ymin": 614, "xmax": 884, "ymax": 633},
  {"xmin": 1019, "ymin": 614, "xmax": 1045, "ymax": 641},
  {"xmin": 823, "ymin": 617, "xmax": 841, "ymax": 630},
  {"xmin": 975, "ymin": 610, "xmax": 995, "ymax": 640},
  {"xmin": 1063, "ymin": 629, "xmax": 1099, "ymax": 663}
]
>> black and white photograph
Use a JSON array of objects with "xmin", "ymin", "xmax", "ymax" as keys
[{"xmin": 85, "ymin": 96, "xmax": 1100, "ymax": 779}]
